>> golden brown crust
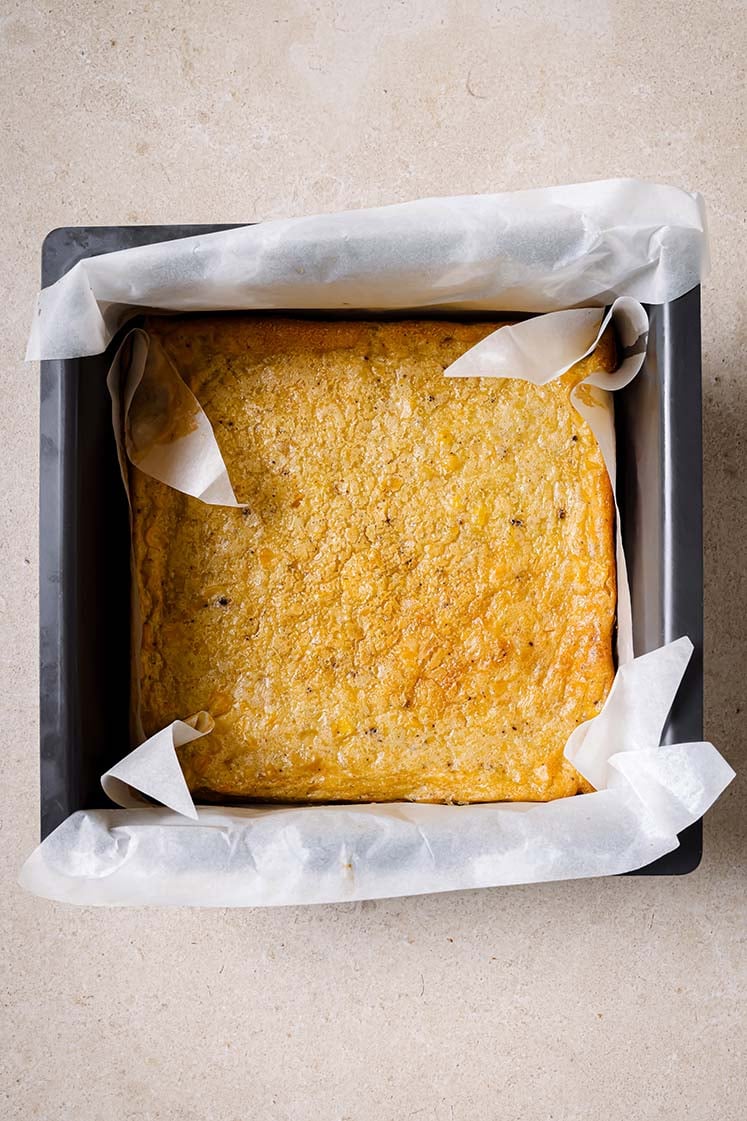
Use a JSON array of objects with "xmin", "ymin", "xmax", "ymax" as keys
[{"xmin": 131, "ymin": 315, "xmax": 616, "ymax": 803}]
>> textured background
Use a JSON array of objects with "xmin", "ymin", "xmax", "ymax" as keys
[{"xmin": 1, "ymin": 2, "xmax": 745, "ymax": 1119}]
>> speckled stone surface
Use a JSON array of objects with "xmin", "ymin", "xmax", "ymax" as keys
[{"xmin": 1, "ymin": 3, "xmax": 745, "ymax": 1119}]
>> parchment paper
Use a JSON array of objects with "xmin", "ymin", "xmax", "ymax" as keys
[
  {"xmin": 21, "ymin": 180, "xmax": 731, "ymax": 906},
  {"xmin": 107, "ymin": 329, "xmax": 244, "ymax": 508},
  {"xmin": 27, "ymin": 178, "xmax": 707, "ymax": 361}
]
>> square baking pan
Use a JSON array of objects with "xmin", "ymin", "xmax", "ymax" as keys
[{"xmin": 38, "ymin": 225, "xmax": 704, "ymax": 874}]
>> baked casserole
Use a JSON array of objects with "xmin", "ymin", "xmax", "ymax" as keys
[{"xmin": 131, "ymin": 315, "xmax": 616, "ymax": 803}]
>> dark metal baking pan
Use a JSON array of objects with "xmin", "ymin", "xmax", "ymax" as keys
[{"xmin": 38, "ymin": 225, "xmax": 703, "ymax": 874}]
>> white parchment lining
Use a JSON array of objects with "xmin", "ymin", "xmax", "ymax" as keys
[{"xmin": 28, "ymin": 179, "xmax": 708, "ymax": 361}]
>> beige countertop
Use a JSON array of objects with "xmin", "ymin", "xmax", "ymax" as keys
[{"xmin": 1, "ymin": 3, "xmax": 745, "ymax": 1118}]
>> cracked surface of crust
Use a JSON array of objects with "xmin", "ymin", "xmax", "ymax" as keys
[{"xmin": 131, "ymin": 315, "xmax": 616, "ymax": 803}]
